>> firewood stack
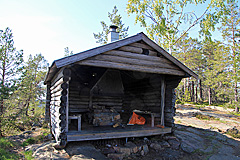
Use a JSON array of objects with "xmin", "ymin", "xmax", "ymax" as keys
[{"xmin": 92, "ymin": 105, "xmax": 121, "ymax": 126}]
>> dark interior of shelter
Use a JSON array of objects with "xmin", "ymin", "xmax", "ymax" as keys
[{"xmin": 68, "ymin": 64, "xmax": 168, "ymax": 131}]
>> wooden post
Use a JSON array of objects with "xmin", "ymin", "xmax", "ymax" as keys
[
  {"xmin": 58, "ymin": 67, "xmax": 71, "ymax": 147},
  {"xmin": 160, "ymin": 75, "xmax": 165, "ymax": 126},
  {"xmin": 45, "ymin": 82, "xmax": 51, "ymax": 122}
]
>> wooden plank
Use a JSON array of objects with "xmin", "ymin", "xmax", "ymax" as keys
[
  {"xmin": 119, "ymin": 45, "xmax": 158, "ymax": 56},
  {"xmin": 55, "ymin": 33, "xmax": 143, "ymax": 68},
  {"xmin": 51, "ymin": 85, "xmax": 63, "ymax": 94},
  {"xmin": 104, "ymin": 50, "xmax": 173, "ymax": 64},
  {"xmin": 67, "ymin": 127, "xmax": 171, "ymax": 142},
  {"xmin": 160, "ymin": 76, "xmax": 166, "ymax": 126},
  {"xmin": 142, "ymin": 34, "xmax": 198, "ymax": 79},
  {"xmin": 78, "ymin": 60, "xmax": 185, "ymax": 76},
  {"xmin": 51, "ymin": 68, "xmax": 64, "ymax": 87},
  {"xmin": 50, "ymin": 78, "xmax": 64, "ymax": 91},
  {"xmin": 118, "ymin": 46, "xmax": 142, "ymax": 54},
  {"xmin": 90, "ymin": 54, "xmax": 180, "ymax": 70},
  {"xmin": 128, "ymin": 42, "xmax": 155, "ymax": 50}
]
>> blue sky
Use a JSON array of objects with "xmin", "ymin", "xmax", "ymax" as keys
[
  {"xmin": 0, "ymin": 0, "xmax": 233, "ymax": 64},
  {"xmin": 0, "ymin": 0, "xmax": 144, "ymax": 63}
]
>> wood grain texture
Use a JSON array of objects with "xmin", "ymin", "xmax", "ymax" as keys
[
  {"xmin": 104, "ymin": 50, "xmax": 173, "ymax": 64},
  {"xmin": 90, "ymin": 54, "xmax": 180, "ymax": 70},
  {"xmin": 78, "ymin": 59, "xmax": 185, "ymax": 76}
]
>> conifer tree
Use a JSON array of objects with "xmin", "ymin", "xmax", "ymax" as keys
[
  {"xmin": 93, "ymin": 6, "xmax": 129, "ymax": 44},
  {"xmin": 218, "ymin": 0, "xmax": 239, "ymax": 111},
  {"xmin": 0, "ymin": 27, "xmax": 23, "ymax": 136}
]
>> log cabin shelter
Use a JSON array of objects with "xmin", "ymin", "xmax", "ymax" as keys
[{"xmin": 44, "ymin": 26, "xmax": 198, "ymax": 147}]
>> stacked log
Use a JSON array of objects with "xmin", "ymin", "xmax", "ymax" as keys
[
  {"xmin": 45, "ymin": 82, "xmax": 51, "ymax": 122},
  {"xmin": 49, "ymin": 67, "xmax": 71, "ymax": 147},
  {"xmin": 164, "ymin": 77, "xmax": 181, "ymax": 128}
]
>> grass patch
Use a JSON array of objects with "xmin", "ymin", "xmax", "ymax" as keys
[
  {"xmin": 22, "ymin": 135, "xmax": 45, "ymax": 147},
  {"xmin": 0, "ymin": 137, "xmax": 20, "ymax": 160},
  {"xmin": 23, "ymin": 150, "xmax": 34, "ymax": 160},
  {"xmin": 230, "ymin": 112, "xmax": 240, "ymax": 116},
  {"xmin": 195, "ymin": 113, "xmax": 219, "ymax": 121},
  {"xmin": 226, "ymin": 127, "xmax": 240, "ymax": 139}
]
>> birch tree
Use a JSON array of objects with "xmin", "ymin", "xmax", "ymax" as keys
[
  {"xmin": 126, "ymin": 0, "xmax": 224, "ymax": 54},
  {"xmin": 218, "ymin": 0, "xmax": 240, "ymax": 111}
]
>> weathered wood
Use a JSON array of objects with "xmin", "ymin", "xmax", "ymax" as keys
[
  {"xmin": 69, "ymin": 97, "xmax": 89, "ymax": 101},
  {"xmin": 89, "ymin": 70, "xmax": 108, "ymax": 109},
  {"xmin": 51, "ymin": 90, "xmax": 63, "ymax": 98},
  {"xmin": 67, "ymin": 127, "xmax": 172, "ymax": 142},
  {"xmin": 69, "ymin": 101, "xmax": 89, "ymax": 105},
  {"xmin": 160, "ymin": 76, "xmax": 166, "ymax": 126},
  {"xmin": 104, "ymin": 50, "xmax": 173, "ymax": 64},
  {"xmin": 142, "ymin": 34, "xmax": 198, "ymax": 79},
  {"xmin": 119, "ymin": 46, "xmax": 142, "ymax": 54},
  {"xmin": 128, "ymin": 42, "xmax": 155, "ymax": 50},
  {"xmin": 119, "ymin": 45, "xmax": 158, "ymax": 56},
  {"xmin": 51, "ymin": 86, "xmax": 63, "ymax": 95},
  {"xmin": 55, "ymin": 33, "xmax": 143, "ymax": 68},
  {"xmin": 78, "ymin": 60, "xmax": 185, "ymax": 76},
  {"xmin": 51, "ymin": 68, "xmax": 64, "ymax": 87},
  {"xmin": 69, "ymin": 108, "xmax": 89, "ymax": 113},
  {"xmin": 50, "ymin": 77, "xmax": 64, "ymax": 91},
  {"xmin": 90, "ymin": 54, "xmax": 180, "ymax": 70},
  {"xmin": 45, "ymin": 82, "xmax": 51, "ymax": 122},
  {"xmin": 92, "ymin": 102, "xmax": 123, "ymax": 106},
  {"xmin": 51, "ymin": 96, "xmax": 62, "ymax": 102},
  {"xmin": 63, "ymin": 68, "xmax": 71, "ymax": 78}
]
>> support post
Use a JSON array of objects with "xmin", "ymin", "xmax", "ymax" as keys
[
  {"xmin": 45, "ymin": 82, "xmax": 51, "ymax": 122},
  {"xmin": 160, "ymin": 75, "xmax": 165, "ymax": 126}
]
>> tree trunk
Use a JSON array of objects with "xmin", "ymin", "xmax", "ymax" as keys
[
  {"xmin": 195, "ymin": 80, "xmax": 198, "ymax": 103},
  {"xmin": 191, "ymin": 81, "xmax": 194, "ymax": 102},
  {"xmin": 208, "ymin": 88, "xmax": 211, "ymax": 105},
  {"xmin": 199, "ymin": 79, "xmax": 203, "ymax": 103}
]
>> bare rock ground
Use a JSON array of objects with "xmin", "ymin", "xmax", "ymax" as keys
[{"xmin": 9, "ymin": 104, "xmax": 240, "ymax": 160}]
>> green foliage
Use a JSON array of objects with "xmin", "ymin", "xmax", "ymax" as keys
[
  {"xmin": 64, "ymin": 47, "xmax": 73, "ymax": 57},
  {"xmin": 0, "ymin": 137, "xmax": 19, "ymax": 160},
  {"xmin": 225, "ymin": 127, "xmax": 240, "ymax": 138},
  {"xmin": 0, "ymin": 27, "xmax": 24, "ymax": 136},
  {"xmin": 23, "ymin": 150, "xmax": 33, "ymax": 160},
  {"xmin": 1, "ymin": 53, "xmax": 48, "ymax": 136},
  {"xmin": 195, "ymin": 113, "xmax": 219, "ymax": 121},
  {"xmin": 22, "ymin": 134, "xmax": 46, "ymax": 147},
  {"xmin": 93, "ymin": 6, "xmax": 129, "ymax": 44},
  {"xmin": 218, "ymin": 0, "xmax": 240, "ymax": 104},
  {"xmin": 126, "ymin": 0, "xmax": 223, "ymax": 53}
]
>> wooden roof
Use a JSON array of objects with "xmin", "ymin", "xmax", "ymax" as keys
[{"xmin": 44, "ymin": 32, "xmax": 198, "ymax": 84}]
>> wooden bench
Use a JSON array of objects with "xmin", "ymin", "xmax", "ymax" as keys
[{"xmin": 69, "ymin": 114, "xmax": 82, "ymax": 131}]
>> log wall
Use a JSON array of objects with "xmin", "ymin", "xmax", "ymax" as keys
[
  {"xmin": 120, "ymin": 72, "xmax": 164, "ymax": 125},
  {"xmin": 45, "ymin": 82, "xmax": 51, "ymax": 122},
  {"xmin": 49, "ymin": 68, "xmax": 71, "ymax": 147},
  {"xmin": 68, "ymin": 69, "xmax": 124, "ymax": 115},
  {"xmin": 77, "ymin": 42, "xmax": 185, "ymax": 77},
  {"xmin": 164, "ymin": 76, "xmax": 182, "ymax": 128}
]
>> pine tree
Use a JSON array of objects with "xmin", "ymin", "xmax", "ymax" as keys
[
  {"xmin": 218, "ymin": 0, "xmax": 240, "ymax": 111},
  {"xmin": 2, "ymin": 54, "xmax": 48, "ymax": 134},
  {"xmin": 93, "ymin": 6, "xmax": 129, "ymax": 44},
  {"xmin": 64, "ymin": 47, "xmax": 73, "ymax": 57},
  {"xmin": 0, "ymin": 27, "xmax": 23, "ymax": 136}
]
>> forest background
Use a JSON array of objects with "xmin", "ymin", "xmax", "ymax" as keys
[{"xmin": 0, "ymin": 0, "xmax": 239, "ymax": 137}]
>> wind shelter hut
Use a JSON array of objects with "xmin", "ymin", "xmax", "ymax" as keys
[{"xmin": 44, "ymin": 27, "xmax": 198, "ymax": 147}]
